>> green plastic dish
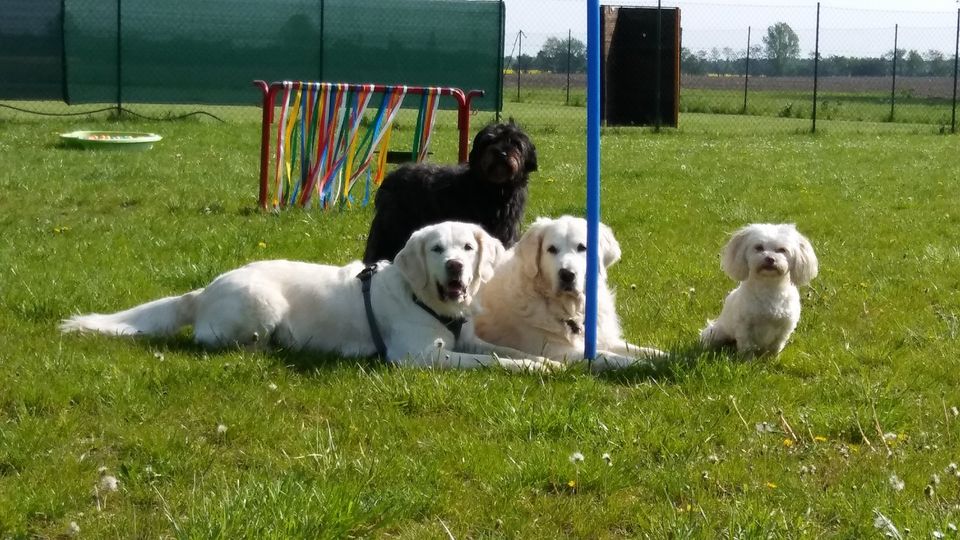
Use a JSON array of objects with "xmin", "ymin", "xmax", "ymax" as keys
[{"xmin": 60, "ymin": 131, "xmax": 162, "ymax": 151}]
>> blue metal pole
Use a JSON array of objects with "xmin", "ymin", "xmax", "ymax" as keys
[{"xmin": 585, "ymin": 0, "xmax": 601, "ymax": 362}]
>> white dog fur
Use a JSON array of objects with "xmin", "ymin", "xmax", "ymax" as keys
[
  {"xmin": 61, "ymin": 222, "xmax": 560, "ymax": 372},
  {"xmin": 700, "ymin": 223, "xmax": 819, "ymax": 356},
  {"xmin": 475, "ymin": 215, "xmax": 665, "ymax": 372}
]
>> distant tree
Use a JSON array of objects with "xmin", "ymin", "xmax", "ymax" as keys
[
  {"xmin": 534, "ymin": 36, "xmax": 586, "ymax": 73},
  {"xmin": 762, "ymin": 22, "xmax": 800, "ymax": 76},
  {"xmin": 923, "ymin": 49, "xmax": 949, "ymax": 76},
  {"xmin": 904, "ymin": 49, "xmax": 924, "ymax": 76}
]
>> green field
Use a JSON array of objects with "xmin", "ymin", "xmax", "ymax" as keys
[{"xmin": 1, "ymin": 107, "xmax": 959, "ymax": 537}]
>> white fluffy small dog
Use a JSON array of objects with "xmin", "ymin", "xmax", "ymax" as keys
[{"xmin": 700, "ymin": 223, "xmax": 818, "ymax": 356}]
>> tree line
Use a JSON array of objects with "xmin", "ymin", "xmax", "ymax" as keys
[{"xmin": 507, "ymin": 23, "xmax": 957, "ymax": 77}]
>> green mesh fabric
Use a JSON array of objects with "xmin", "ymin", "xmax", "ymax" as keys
[
  {"xmin": 0, "ymin": 0, "xmax": 64, "ymax": 99},
  {"xmin": 2, "ymin": 0, "xmax": 503, "ymax": 111}
]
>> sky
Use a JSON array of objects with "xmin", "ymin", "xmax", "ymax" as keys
[{"xmin": 504, "ymin": 0, "xmax": 960, "ymax": 57}]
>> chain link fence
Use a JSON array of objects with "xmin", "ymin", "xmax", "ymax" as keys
[
  {"xmin": 3, "ymin": 0, "xmax": 959, "ymax": 133},
  {"xmin": 502, "ymin": 1, "xmax": 960, "ymax": 133}
]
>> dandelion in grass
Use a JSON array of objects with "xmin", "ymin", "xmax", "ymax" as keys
[
  {"xmin": 568, "ymin": 451, "xmax": 584, "ymax": 494},
  {"xmin": 782, "ymin": 438, "xmax": 794, "ymax": 448},
  {"xmin": 872, "ymin": 510, "xmax": 902, "ymax": 539},
  {"xmin": 814, "ymin": 435, "xmax": 827, "ymax": 442},
  {"xmin": 216, "ymin": 423, "xmax": 228, "ymax": 436},
  {"xmin": 602, "ymin": 453, "xmax": 612, "ymax": 466},
  {"xmin": 888, "ymin": 473, "xmax": 905, "ymax": 492},
  {"xmin": 67, "ymin": 521, "xmax": 80, "ymax": 536},
  {"xmin": 933, "ymin": 531, "xmax": 944, "ymax": 539},
  {"xmin": 569, "ymin": 452, "xmax": 584, "ymax": 464},
  {"xmin": 257, "ymin": 241, "xmax": 267, "ymax": 249},
  {"xmin": 765, "ymin": 482, "xmax": 777, "ymax": 489}
]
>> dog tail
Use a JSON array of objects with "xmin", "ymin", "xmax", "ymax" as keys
[{"xmin": 60, "ymin": 290, "xmax": 202, "ymax": 337}]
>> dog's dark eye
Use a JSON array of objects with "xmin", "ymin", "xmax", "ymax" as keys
[
  {"xmin": 464, "ymin": 243, "xmax": 474, "ymax": 251},
  {"xmin": 546, "ymin": 245, "xmax": 558, "ymax": 255},
  {"xmin": 431, "ymin": 245, "xmax": 444, "ymax": 253},
  {"xmin": 576, "ymin": 243, "xmax": 587, "ymax": 253},
  {"xmin": 754, "ymin": 244, "xmax": 764, "ymax": 252}
]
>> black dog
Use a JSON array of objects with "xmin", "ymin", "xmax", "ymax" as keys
[{"xmin": 362, "ymin": 121, "xmax": 537, "ymax": 264}]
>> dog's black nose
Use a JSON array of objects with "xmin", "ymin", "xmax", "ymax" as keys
[
  {"xmin": 445, "ymin": 260, "xmax": 463, "ymax": 275},
  {"xmin": 764, "ymin": 256, "xmax": 775, "ymax": 265},
  {"xmin": 558, "ymin": 268, "xmax": 575, "ymax": 283}
]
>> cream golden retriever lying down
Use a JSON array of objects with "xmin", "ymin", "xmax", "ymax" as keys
[
  {"xmin": 475, "ymin": 215, "xmax": 666, "ymax": 372},
  {"xmin": 61, "ymin": 222, "xmax": 560, "ymax": 372}
]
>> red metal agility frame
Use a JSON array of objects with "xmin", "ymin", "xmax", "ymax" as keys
[{"xmin": 254, "ymin": 80, "xmax": 484, "ymax": 210}]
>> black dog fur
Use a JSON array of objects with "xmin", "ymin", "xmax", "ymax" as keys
[{"xmin": 362, "ymin": 121, "xmax": 537, "ymax": 263}]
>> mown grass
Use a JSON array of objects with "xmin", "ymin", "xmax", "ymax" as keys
[{"xmin": 1, "ymin": 107, "xmax": 959, "ymax": 538}]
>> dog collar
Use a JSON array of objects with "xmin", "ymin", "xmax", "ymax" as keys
[
  {"xmin": 412, "ymin": 295, "xmax": 466, "ymax": 341},
  {"xmin": 357, "ymin": 265, "xmax": 389, "ymax": 361}
]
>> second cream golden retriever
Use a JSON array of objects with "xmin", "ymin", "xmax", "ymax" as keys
[{"xmin": 475, "ymin": 215, "xmax": 665, "ymax": 371}]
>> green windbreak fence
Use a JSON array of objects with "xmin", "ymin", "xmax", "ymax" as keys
[{"xmin": 1, "ymin": 0, "xmax": 504, "ymax": 111}]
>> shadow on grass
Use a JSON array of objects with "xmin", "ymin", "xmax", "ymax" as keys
[
  {"xmin": 591, "ymin": 340, "xmax": 740, "ymax": 385},
  {"xmin": 132, "ymin": 333, "xmax": 390, "ymax": 375}
]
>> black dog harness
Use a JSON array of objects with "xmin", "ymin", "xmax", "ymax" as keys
[{"xmin": 357, "ymin": 264, "xmax": 466, "ymax": 360}]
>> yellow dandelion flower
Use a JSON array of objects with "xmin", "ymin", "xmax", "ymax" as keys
[
  {"xmin": 766, "ymin": 482, "xmax": 777, "ymax": 489},
  {"xmin": 814, "ymin": 435, "xmax": 827, "ymax": 442},
  {"xmin": 257, "ymin": 241, "xmax": 267, "ymax": 249},
  {"xmin": 567, "ymin": 480, "xmax": 576, "ymax": 488},
  {"xmin": 782, "ymin": 438, "xmax": 794, "ymax": 448}
]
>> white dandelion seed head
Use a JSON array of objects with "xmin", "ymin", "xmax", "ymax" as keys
[
  {"xmin": 933, "ymin": 531, "xmax": 944, "ymax": 539},
  {"xmin": 883, "ymin": 432, "xmax": 898, "ymax": 442},
  {"xmin": 433, "ymin": 338, "xmax": 445, "ymax": 349},
  {"xmin": 872, "ymin": 510, "xmax": 901, "ymax": 539},
  {"xmin": 153, "ymin": 351, "xmax": 164, "ymax": 361},
  {"xmin": 68, "ymin": 521, "xmax": 80, "ymax": 535},
  {"xmin": 98, "ymin": 475, "xmax": 119, "ymax": 492},
  {"xmin": 569, "ymin": 452, "xmax": 585, "ymax": 464},
  {"xmin": 602, "ymin": 453, "xmax": 612, "ymax": 465},
  {"xmin": 267, "ymin": 382, "xmax": 278, "ymax": 391},
  {"xmin": 888, "ymin": 473, "xmax": 905, "ymax": 492},
  {"xmin": 216, "ymin": 424, "xmax": 228, "ymax": 435}
]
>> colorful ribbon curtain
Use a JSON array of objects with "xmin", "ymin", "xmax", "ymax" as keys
[{"xmin": 269, "ymin": 82, "xmax": 441, "ymax": 210}]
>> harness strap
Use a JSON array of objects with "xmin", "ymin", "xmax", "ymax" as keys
[
  {"xmin": 357, "ymin": 265, "xmax": 388, "ymax": 360},
  {"xmin": 412, "ymin": 295, "xmax": 466, "ymax": 341}
]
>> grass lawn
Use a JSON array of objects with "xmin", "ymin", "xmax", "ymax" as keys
[{"xmin": 1, "ymin": 107, "xmax": 959, "ymax": 538}]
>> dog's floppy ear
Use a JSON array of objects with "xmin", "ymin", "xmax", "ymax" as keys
[
  {"xmin": 516, "ymin": 217, "xmax": 549, "ymax": 279},
  {"xmin": 474, "ymin": 226, "xmax": 505, "ymax": 284},
  {"xmin": 394, "ymin": 228, "xmax": 429, "ymax": 291},
  {"xmin": 788, "ymin": 226, "xmax": 819, "ymax": 286},
  {"xmin": 720, "ymin": 225, "xmax": 753, "ymax": 282},
  {"xmin": 599, "ymin": 223, "xmax": 622, "ymax": 269}
]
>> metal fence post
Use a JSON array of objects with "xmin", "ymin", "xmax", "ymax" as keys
[
  {"xmin": 116, "ymin": 0, "xmax": 122, "ymax": 116},
  {"xmin": 655, "ymin": 0, "xmax": 663, "ymax": 131},
  {"xmin": 517, "ymin": 30, "xmax": 524, "ymax": 102},
  {"xmin": 743, "ymin": 26, "xmax": 751, "ymax": 114},
  {"xmin": 953, "ymin": 8, "xmax": 959, "ymax": 134},
  {"xmin": 566, "ymin": 29, "xmax": 572, "ymax": 105},
  {"xmin": 812, "ymin": 2, "xmax": 821, "ymax": 133},
  {"xmin": 890, "ymin": 24, "xmax": 898, "ymax": 121}
]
